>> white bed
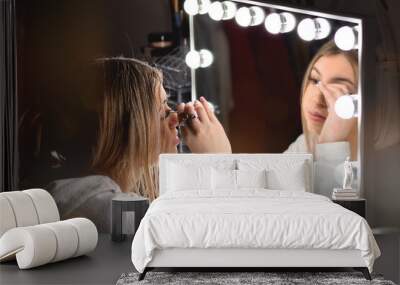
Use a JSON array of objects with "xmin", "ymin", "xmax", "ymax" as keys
[{"xmin": 131, "ymin": 154, "xmax": 380, "ymax": 280}]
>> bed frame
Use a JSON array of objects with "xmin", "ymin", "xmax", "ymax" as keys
[
  {"xmin": 139, "ymin": 248, "xmax": 371, "ymax": 280},
  {"xmin": 138, "ymin": 154, "xmax": 372, "ymax": 281}
]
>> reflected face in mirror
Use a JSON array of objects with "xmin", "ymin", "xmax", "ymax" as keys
[
  {"xmin": 302, "ymin": 53, "xmax": 357, "ymax": 136},
  {"xmin": 158, "ymin": 84, "xmax": 179, "ymax": 153}
]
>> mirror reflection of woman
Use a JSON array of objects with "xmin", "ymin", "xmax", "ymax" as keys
[
  {"xmin": 179, "ymin": 41, "xmax": 359, "ymax": 196},
  {"xmin": 181, "ymin": 41, "xmax": 358, "ymax": 161},
  {"xmin": 285, "ymin": 41, "xmax": 358, "ymax": 160}
]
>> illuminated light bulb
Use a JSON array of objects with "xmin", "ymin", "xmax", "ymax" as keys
[
  {"xmin": 265, "ymin": 12, "xmax": 296, "ymax": 34},
  {"xmin": 280, "ymin": 12, "xmax": 296, "ymax": 33},
  {"xmin": 183, "ymin": 0, "xmax": 211, "ymax": 16},
  {"xmin": 185, "ymin": 50, "xmax": 201, "ymax": 69},
  {"xmin": 235, "ymin": 6, "xmax": 265, "ymax": 27},
  {"xmin": 221, "ymin": 1, "xmax": 237, "ymax": 20},
  {"xmin": 297, "ymin": 17, "xmax": 331, "ymax": 41},
  {"xmin": 208, "ymin": 1, "xmax": 236, "ymax": 21},
  {"xmin": 265, "ymin": 13, "xmax": 281, "ymax": 34},
  {"xmin": 198, "ymin": 0, "xmax": 211, "ymax": 14},
  {"xmin": 334, "ymin": 26, "xmax": 359, "ymax": 51},
  {"xmin": 183, "ymin": 0, "xmax": 199, "ymax": 15},
  {"xmin": 185, "ymin": 49, "xmax": 214, "ymax": 69},
  {"xmin": 235, "ymin": 7, "xmax": 252, "ymax": 27},
  {"xmin": 209, "ymin": 1, "xmax": 224, "ymax": 21},
  {"xmin": 199, "ymin": 49, "xmax": 214, "ymax": 68},
  {"xmin": 249, "ymin": 6, "xmax": 265, "ymax": 26},
  {"xmin": 334, "ymin": 94, "xmax": 359, "ymax": 119},
  {"xmin": 315, "ymin": 18, "xmax": 331, "ymax": 39},
  {"xmin": 297, "ymin": 18, "xmax": 315, "ymax": 41}
]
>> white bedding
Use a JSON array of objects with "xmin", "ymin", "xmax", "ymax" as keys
[{"xmin": 131, "ymin": 190, "xmax": 380, "ymax": 273}]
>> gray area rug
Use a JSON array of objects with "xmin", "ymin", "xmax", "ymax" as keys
[{"xmin": 116, "ymin": 272, "xmax": 396, "ymax": 285}]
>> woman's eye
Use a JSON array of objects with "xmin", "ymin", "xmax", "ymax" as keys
[{"xmin": 309, "ymin": 77, "xmax": 320, "ymax": 85}]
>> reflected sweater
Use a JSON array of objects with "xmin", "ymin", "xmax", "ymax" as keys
[{"xmin": 285, "ymin": 134, "xmax": 353, "ymax": 197}]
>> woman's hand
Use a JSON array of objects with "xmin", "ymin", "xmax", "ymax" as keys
[
  {"xmin": 177, "ymin": 97, "xmax": 232, "ymax": 153},
  {"xmin": 317, "ymin": 82, "xmax": 357, "ymax": 143}
]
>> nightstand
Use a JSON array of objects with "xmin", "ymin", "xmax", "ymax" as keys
[
  {"xmin": 332, "ymin": 198, "xmax": 366, "ymax": 218},
  {"xmin": 111, "ymin": 196, "xmax": 149, "ymax": 242}
]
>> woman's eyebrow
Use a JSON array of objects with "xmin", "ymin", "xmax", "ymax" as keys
[
  {"xmin": 329, "ymin": 77, "xmax": 355, "ymax": 87},
  {"xmin": 311, "ymin": 67, "xmax": 321, "ymax": 75}
]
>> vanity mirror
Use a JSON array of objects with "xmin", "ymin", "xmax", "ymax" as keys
[
  {"xmin": 12, "ymin": 0, "xmax": 368, "ymax": 200},
  {"xmin": 185, "ymin": 0, "xmax": 363, "ymax": 196}
]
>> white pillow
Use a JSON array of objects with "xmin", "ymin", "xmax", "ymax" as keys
[
  {"xmin": 238, "ymin": 159, "xmax": 309, "ymax": 191},
  {"xmin": 236, "ymin": 169, "xmax": 268, "ymax": 189},
  {"xmin": 167, "ymin": 163, "xmax": 212, "ymax": 191},
  {"xmin": 267, "ymin": 161, "xmax": 307, "ymax": 191},
  {"xmin": 212, "ymin": 169, "xmax": 237, "ymax": 190}
]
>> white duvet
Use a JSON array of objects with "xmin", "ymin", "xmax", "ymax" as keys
[{"xmin": 131, "ymin": 190, "xmax": 380, "ymax": 273}]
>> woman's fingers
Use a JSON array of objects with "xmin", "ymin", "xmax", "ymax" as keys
[
  {"xmin": 199, "ymin": 97, "xmax": 215, "ymax": 122},
  {"xmin": 184, "ymin": 102, "xmax": 201, "ymax": 133},
  {"xmin": 176, "ymin": 103, "xmax": 185, "ymax": 113},
  {"xmin": 318, "ymin": 82, "xmax": 336, "ymax": 107},
  {"xmin": 318, "ymin": 82, "xmax": 350, "ymax": 110},
  {"xmin": 320, "ymin": 82, "xmax": 349, "ymax": 98},
  {"xmin": 194, "ymin": 100, "xmax": 210, "ymax": 124},
  {"xmin": 183, "ymin": 102, "xmax": 196, "ymax": 119}
]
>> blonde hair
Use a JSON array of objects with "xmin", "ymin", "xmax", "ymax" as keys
[
  {"xmin": 300, "ymin": 41, "xmax": 358, "ymax": 154},
  {"xmin": 92, "ymin": 57, "xmax": 162, "ymax": 200}
]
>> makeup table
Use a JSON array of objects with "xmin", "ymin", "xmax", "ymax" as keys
[{"xmin": 0, "ymin": 234, "xmax": 133, "ymax": 285}]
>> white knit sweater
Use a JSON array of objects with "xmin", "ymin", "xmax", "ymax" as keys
[{"xmin": 285, "ymin": 134, "xmax": 354, "ymax": 197}]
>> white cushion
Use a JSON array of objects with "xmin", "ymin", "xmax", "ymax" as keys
[
  {"xmin": 167, "ymin": 163, "xmax": 212, "ymax": 191},
  {"xmin": 212, "ymin": 169, "xmax": 236, "ymax": 190},
  {"xmin": 238, "ymin": 159, "xmax": 308, "ymax": 191},
  {"xmin": 267, "ymin": 161, "xmax": 307, "ymax": 191},
  {"xmin": 0, "ymin": 196, "xmax": 17, "ymax": 237},
  {"xmin": 23, "ymin": 189, "xmax": 60, "ymax": 224},
  {"xmin": 0, "ymin": 191, "xmax": 39, "ymax": 227},
  {"xmin": 42, "ymin": 221, "xmax": 79, "ymax": 262},
  {"xmin": 236, "ymin": 169, "xmax": 268, "ymax": 189},
  {"xmin": 66, "ymin": 218, "xmax": 98, "ymax": 257},
  {"xmin": 0, "ymin": 226, "xmax": 57, "ymax": 269},
  {"xmin": 211, "ymin": 169, "xmax": 268, "ymax": 191},
  {"xmin": 0, "ymin": 218, "xmax": 97, "ymax": 269},
  {"xmin": 0, "ymin": 189, "xmax": 60, "ymax": 238}
]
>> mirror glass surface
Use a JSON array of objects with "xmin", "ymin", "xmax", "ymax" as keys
[{"xmin": 191, "ymin": 0, "xmax": 362, "ymax": 196}]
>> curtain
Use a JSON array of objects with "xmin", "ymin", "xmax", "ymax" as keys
[
  {"xmin": 0, "ymin": 0, "xmax": 18, "ymax": 192},
  {"xmin": 373, "ymin": 0, "xmax": 400, "ymax": 149}
]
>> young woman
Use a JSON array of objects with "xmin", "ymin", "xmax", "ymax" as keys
[
  {"xmin": 91, "ymin": 57, "xmax": 178, "ymax": 200},
  {"xmin": 286, "ymin": 41, "xmax": 358, "ymax": 160},
  {"xmin": 92, "ymin": 57, "xmax": 231, "ymax": 200}
]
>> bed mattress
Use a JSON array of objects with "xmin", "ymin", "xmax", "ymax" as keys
[{"xmin": 131, "ymin": 190, "xmax": 380, "ymax": 273}]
